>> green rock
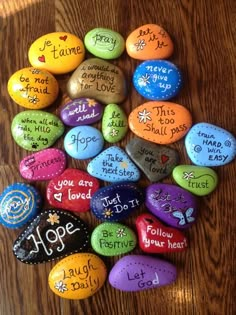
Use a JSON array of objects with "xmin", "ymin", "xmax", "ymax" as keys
[
  {"xmin": 102, "ymin": 103, "xmax": 128, "ymax": 143},
  {"xmin": 84, "ymin": 27, "xmax": 125, "ymax": 59},
  {"xmin": 11, "ymin": 110, "xmax": 64, "ymax": 151},
  {"xmin": 91, "ymin": 222, "xmax": 137, "ymax": 256},
  {"xmin": 172, "ymin": 165, "xmax": 218, "ymax": 196}
]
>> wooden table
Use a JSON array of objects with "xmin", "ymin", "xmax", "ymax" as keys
[{"xmin": 0, "ymin": 1, "xmax": 235, "ymax": 314}]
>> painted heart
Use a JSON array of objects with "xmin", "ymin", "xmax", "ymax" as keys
[
  {"xmin": 38, "ymin": 55, "xmax": 45, "ymax": 62},
  {"xmin": 161, "ymin": 154, "xmax": 169, "ymax": 164},
  {"xmin": 54, "ymin": 193, "xmax": 63, "ymax": 202},
  {"xmin": 136, "ymin": 213, "xmax": 188, "ymax": 253},
  {"xmin": 59, "ymin": 35, "xmax": 67, "ymax": 41}
]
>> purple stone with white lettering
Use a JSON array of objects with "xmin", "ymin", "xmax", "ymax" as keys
[
  {"xmin": 60, "ymin": 98, "xmax": 103, "ymax": 126},
  {"xmin": 12, "ymin": 209, "xmax": 89, "ymax": 264},
  {"xmin": 145, "ymin": 183, "xmax": 198, "ymax": 229},
  {"xmin": 109, "ymin": 255, "xmax": 177, "ymax": 292}
]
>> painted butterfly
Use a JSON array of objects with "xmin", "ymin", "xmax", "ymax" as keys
[{"xmin": 172, "ymin": 207, "xmax": 195, "ymax": 226}]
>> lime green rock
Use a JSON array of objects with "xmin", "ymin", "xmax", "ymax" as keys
[
  {"xmin": 91, "ymin": 222, "xmax": 137, "ymax": 256},
  {"xmin": 172, "ymin": 165, "xmax": 218, "ymax": 196},
  {"xmin": 84, "ymin": 28, "xmax": 125, "ymax": 59},
  {"xmin": 102, "ymin": 103, "xmax": 128, "ymax": 143},
  {"xmin": 11, "ymin": 110, "xmax": 64, "ymax": 151}
]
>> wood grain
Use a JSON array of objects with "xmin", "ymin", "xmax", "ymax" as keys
[{"xmin": 0, "ymin": 0, "xmax": 235, "ymax": 314}]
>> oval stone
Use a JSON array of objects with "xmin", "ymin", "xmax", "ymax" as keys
[
  {"xmin": 126, "ymin": 24, "xmax": 173, "ymax": 60},
  {"xmin": 11, "ymin": 110, "xmax": 65, "ymax": 151},
  {"xmin": 91, "ymin": 222, "xmax": 137, "ymax": 256},
  {"xmin": 64, "ymin": 126, "xmax": 104, "ymax": 159},
  {"xmin": 84, "ymin": 27, "xmax": 125, "ymax": 59},
  {"xmin": 49, "ymin": 253, "xmax": 107, "ymax": 299},
  {"xmin": 145, "ymin": 183, "xmax": 198, "ymax": 229},
  {"xmin": 19, "ymin": 148, "xmax": 66, "ymax": 181},
  {"xmin": 90, "ymin": 182, "xmax": 144, "ymax": 221},
  {"xmin": 133, "ymin": 60, "xmax": 182, "ymax": 100},
  {"xmin": 172, "ymin": 165, "xmax": 218, "ymax": 196},
  {"xmin": 109, "ymin": 255, "xmax": 177, "ymax": 292},
  {"xmin": 13, "ymin": 209, "xmax": 89, "ymax": 264},
  {"xmin": 7, "ymin": 67, "xmax": 59, "ymax": 109},
  {"xmin": 128, "ymin": 101, "xmax": 192, "ymax": 144},
  {"xmin": 28, "ymin": 32, "xmax": 85, "ymax": 74},
  {"xmin": 60, "ymin": 98, "xmax": 103, "ymax": 126},
  {"xmin": 46, "ymin": 168, "xmax": 99, "ymax": 212},
  {"xmin": 67, "ymin": 58, "xmax": 127, "ymax": 104},
  {"xmin": 102, "ymin": 103, "xmax": 128, "ymax": 143},
  {"xmin": 185, "ymin": 122, "xmax": 236, "ymax": 166},
  {"xmin": 0, "ymin": 183, "xmax": 41, "ymax": 229}
]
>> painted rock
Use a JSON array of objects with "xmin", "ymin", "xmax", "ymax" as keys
[
  {"xmin": 136, "ymin": 213, "xmax": 188, "ymax": 253},
  {"xmin": 90, "ymin": 182, "xmax": 143, "ymax": 221},
  {"xmin": 126, "ymin": 137, "xmax": 179, "ymax": 182},
  {"xmin": 19, "ymin": 148, "xmax": 66, "ymax": 181},
  {"xmin": 84, "ymin": 27, "xmax": 125, "ymax": 59},
  {"xmin": 129, "ymin": 101, "xmax": 192, "ymax": 144},
  {"xmin": 0, "ymin": 183, "xmax": 41, "ymax": 229},
  {"xmin": 7, "ymin": 67, "xmax": 59, "ymax": 109},
  {"xmin": 64, "ymin": 126, "xmax": 104, "ymax": 160},
  {"xmin": 87, "ymin": 146, "xmax": 140, "ymax": 182},
  {"xmin": 133, "ymin": 60, "xmax": 182, "ymax": 100},
  {"xmin": 48, "ymin": 253, "xmax": 107, "ymax": 299},
  {"xmin": 11, "ymin": 110, "xmax": 64, "ymax": 151},
  {"xmin": 109, "ymin": 255, "xmax": 177, "ymax": 292},
  {"xmin": 67, "ymin": 58, "xmax": 127, "ymax": 104},
  {"xmin": 13, "ymin": 209, "xmax": 89, "ymax": 264},
  {"xmin": 91, "ymin": 222, "xmax": 137, "ymax": 256},
  {"xmin": 145, "ymin": 183, "xmax": 198, "ymax": 229},
  {"xmin": 126, "ymin": 24, "xmax": 174, "ymax": 60},
  {"xmin": 102, "ymin": 103, "xmax": 128, "ymax": 143},
  {"xmin": 46, "ymin": 168, "xmax": 99, "ymax": 212},
  {"xmin": 185, "ymin": 122, "xmax": 236, "ymax": 166},
  {"xmin": 172, "ymin": 165, "xmax": 218, "ymax": 196},
  {"xmin": 60, "ymin": 98, "xmax": 103, "ymax": 126},
  {"xmin": 28, "ymin": 32, "xmax": 85, "ymax": 74}
]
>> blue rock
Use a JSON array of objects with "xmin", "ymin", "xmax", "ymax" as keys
[
  {"xmin": 91, "ymin": 182, "xmax": 144, "ymax": 221},
  {"xmin": 133, "ymin": 60, "xmax": 182, "ymax": 100},
  {"xmin": 87, "ymin": 146, "xmax": 141, "ymax": 182},
  {"xmin": 0, "ymin": 183, "xmax": 41, "ymax": 229},
  {"xmin": 185, "ymin": 122, "xmax": 236, "ymax": 166},
  {"xmin": 64, "ymin": 125, "xmax": 104, "ymax": 159}
]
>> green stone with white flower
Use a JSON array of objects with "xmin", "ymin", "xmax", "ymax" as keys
[
  {"xmin": 102, "ymin": 103, "xmax": 128, "ymax": 143},
  {"xmin": 91, "ymin": 222, "xmax": 137, "ymax": 256}
]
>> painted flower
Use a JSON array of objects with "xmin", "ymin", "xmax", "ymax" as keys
[
  {"xmin": 54, "ymin": 280, "xmax": 68, "ymax": 293},
  {"xmin": 47, "ymin": 213, "xmax": 60, "ymax": 225},
  {"xmin": 110, "ymin": 129, "xmax": 119, "ymax": 137},
  {"xmin": 182, "ymin": 171, "xmax": 195, "ymax": 180},
  {"xmin": 87, "ymin": 99, "xmax": 97, "ymax": 107},
  {"xmin": 116, "ymin": 228, "xmax": 127, "ymax": 238},
  {"xmin": 134, "ymin": 39, "xmax": 146, "ymax": 51},
  {"xmin": 29, "ymin": 68, "xmax": 41, "ymax": 74},
  {"xmin": 138, "ymin": 74, "xmax": 150, "ymax": 87},
  {"xmin": 120, "ymin": 161, "xmax": 128, "ymax": 169},
  {"xmin": 28, "ymin": 95, "xmax": 39, "ymax": 104},
  {"xmin": 103, "ymin": 208, "xmax": 113, "ymax": 219},
  {"xmin": 138, "ymin": 109, "xmax": 152, "ymax": 124}
]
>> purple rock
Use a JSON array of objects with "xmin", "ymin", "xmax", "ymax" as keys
[
  {"xmin": 109, "ymin": 255, "xmax": 177, "ymax": 292},
  {"xmin": 145, "ymin": 183, "xmax": 197, "ymax": 229}
]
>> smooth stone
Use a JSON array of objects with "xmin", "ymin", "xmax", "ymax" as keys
[
  {"xmin": 136, "ymin": 213, "xmax": 188, "ymax": 253},
  {"xmin": 126, "ymin": 24, "xmax": 174, "ymax": 60},
  {"xmin": 172, "ymin": 165, "xmax": 218, "ymax": 196},
  {"xmin": 145, "ymin": 183, "xmax": 198, "ymax": 229},
  {"xmin": 7, "ymin": 67, "xmax": 59, "ymax": 109},
  {"xmin": 128, "ymin": 101, "xmax": 192, "ymax": 144},
  {"xmin": 0, "ymin": 183, "xmax": 41, "ymax": 229},
  {"xmin": 64, "ymin": 125, "xmax": 104, "ymax": 159},
  {"xmin": 19, "ymin": 148, "xmax": 66, "ymax": 181},
  {"xmin": 13, "ymin": 209, "xmax": 89, "ymax": 264},
  {"xmin": 49, "ymin": 253, "xmax": 107, "ymax": 299},
  {"xmin": 90, "ymin": 182, "xmax": 144, "ymax": 221},
  {"xmin": 60, "ymin": 98, "xmax": 103, "ymax": 126},
  {"xmin": 67, "ymin": 58, "xmax": 127, "ymax": 104},
  {"xmin": 109, "ymin": 255, "xmax": 177, "ymax": 292},
  {"xmin": 46, "ymin": 168, "xmax": 99, "ymax": 212},
  {"xmin": 84, "ymin": 27, "xmax": 125, "ymax": 59},
  {"xmin": 28, "ymin": 32, "xmax": 85, "ymax": 74},
  {"xmin": 87, "ymin": 146, "xmax": 140, "ymax": 182},
  {"xmin": 185, "ymin": 122, "xmax": 236, "ymax": 166},
  {"xmin": 102, "ymin": 103, "xmax": 128, "ymax": 143},
  {"xmin": 11, "ymin": 110, "xmax": 65, "ymax": 151},
  {"xmin": 125, "ymin": 137, "xmax": 179, "ymax": 182},
  {"xmin": 133, "ymin": 60, "xmax": 182, "ymax": 100},
  {"xmin": 91, "ymin": 222, "xmax": 137, "ymax": 256}
]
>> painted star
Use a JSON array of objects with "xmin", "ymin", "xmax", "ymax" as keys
[{"xmin": 47, "ymin": 213, "xmax": 60, "ymax": 225}]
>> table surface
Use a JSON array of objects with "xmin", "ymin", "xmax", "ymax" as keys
[{"xmin": 0, "ymin": 1, "xmax": 235, "ymax": 314}]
